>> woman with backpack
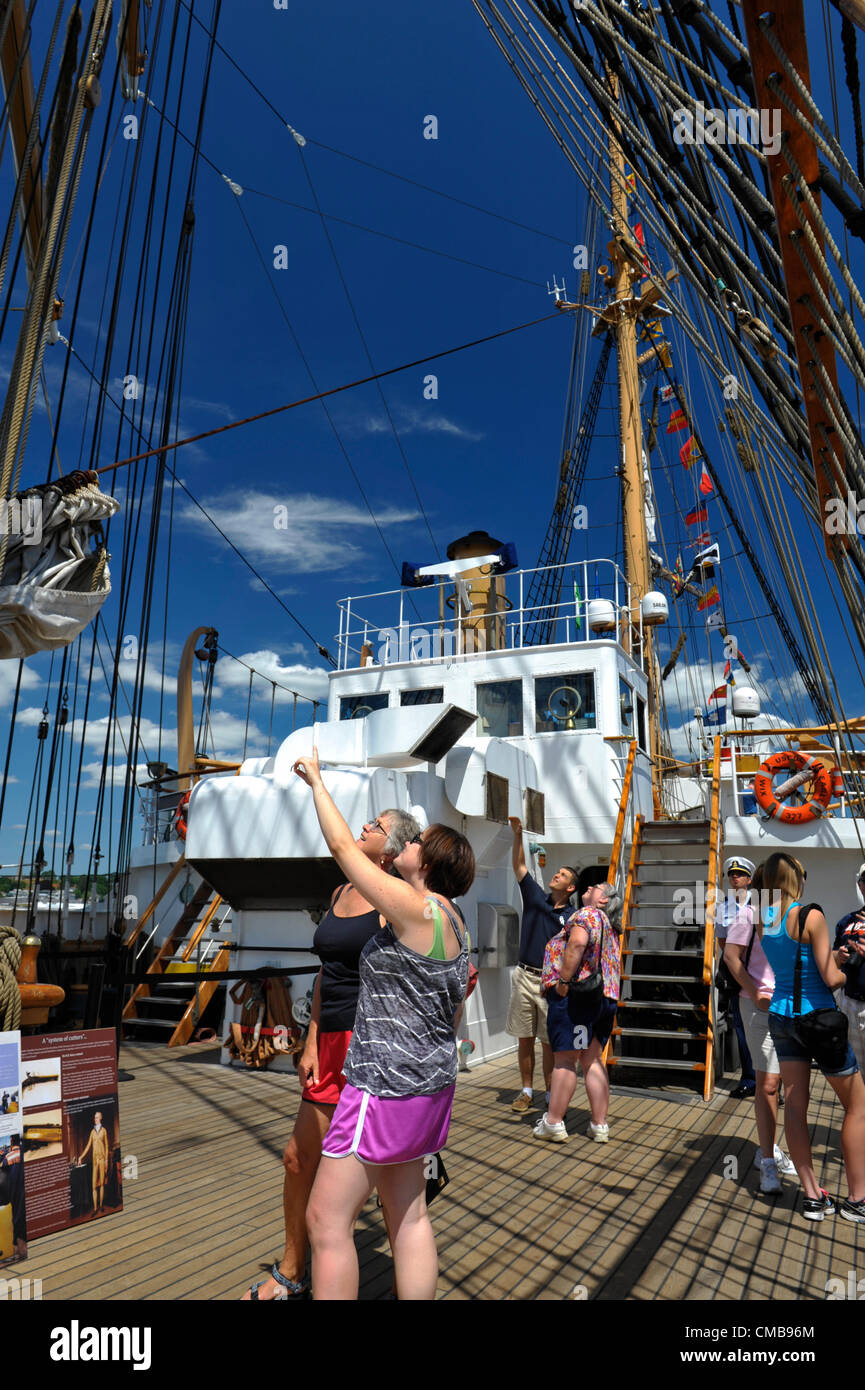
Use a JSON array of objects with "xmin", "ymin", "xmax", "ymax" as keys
[{"xmin": 757, "ymin": 852, "xmax": 865, "ymax": 1223}]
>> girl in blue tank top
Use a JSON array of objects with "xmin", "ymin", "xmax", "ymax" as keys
[
  {"xmin": 761, "ymin": 900, "xmax": 836, "ymax": 1017},
  {"xmin": 756, "ymin": 852, "xmax": 865, "ymax": 1226}
]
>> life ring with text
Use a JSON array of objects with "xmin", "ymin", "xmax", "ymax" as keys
[
  {"xmin": 175, "ymin": 791, "xmax": 191, "ymax": 839},
  {"xmin": 752, "ymin": 751, "xmax": 832, "ymax": 824}
]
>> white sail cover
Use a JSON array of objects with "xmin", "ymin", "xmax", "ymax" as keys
[{"xmin": 0, "ymin": 470, "xmax": 119, "ymax": 659}]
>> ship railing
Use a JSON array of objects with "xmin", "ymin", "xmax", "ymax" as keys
[
  {"xmin": 335, "ymin": 558, "xmax": 640, "ymax": 671},
  {"xmin": 713, "ymin": 733, "xmax": 860, "ymax": 821}
]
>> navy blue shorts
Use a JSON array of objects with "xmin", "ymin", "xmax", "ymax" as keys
[{"xmin": 544, "ymin": 992, "xmax": 618, "ymax": 1053}]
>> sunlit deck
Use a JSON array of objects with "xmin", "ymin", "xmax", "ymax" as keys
[{"xmin": 20, "ymin": 1043, "xmax": 863, "ymax": 1301}]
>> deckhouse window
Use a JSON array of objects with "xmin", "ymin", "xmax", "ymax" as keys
[
  {"xmin": 477, "ymin": 679, "xmax": 523, "ymax": 736},
  {"xmin": 534, "ymin": 673, "xmax": 596, "ymax": 732},
  {"xmin": 340, "ymin": 693, "xmax": 388, "ymax": 720},
  {"xmin": 400, "ymin": 688, "xmax": 444, "ymax": 706},
  {"xmin": 636, "ymin": 695, "xmax": 647, "ymax": 751},
  {"xmin": 619, "ymin": 678, "xmax": 634, "ymax": 736}
]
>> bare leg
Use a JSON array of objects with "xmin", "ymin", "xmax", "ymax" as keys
[
  {"xmin": 241, "ymin": 1099, "xmax": 333, "ymax": 1300},
  {"xmin": 517, "ymin": 1036, "xmax": 536, "ymax": 1090},
  {"xmin": 778, "ymin": 1060, "xmax": 819, "ymax": 1198},
  {"xmin": 376, "ymin": 1159, "xmax": 437, "ymax": 1300},
  {"xmin": 754, "ymin": 1070, "xmax": 779, "ymax": 1158},
  {"xmin": 825, "ymin": 1070, "xmax": 865, "ymax": 1201},
  {"xmin": 307, "ymin": 1154, "xmax": 376, "ymax": 1300},
  {"xmin": 541, "ymin": 1042, "xmax": 554, "ymax": 1093},
  {"xmin": 547, "ymin": 1051, "xmax": 578, "ymax": 1125},
  {"xmin": 578, "ymin": 1039, "xmax": 609, "ymax": 1126}
]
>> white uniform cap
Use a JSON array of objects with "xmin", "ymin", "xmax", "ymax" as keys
[
  {"xmin": 723, "ymin": 855, "xmax": 755, "ymax": 876},
  {"xmin": 858, "ymin": 862, "xmax": 865, "ymax": 879}
]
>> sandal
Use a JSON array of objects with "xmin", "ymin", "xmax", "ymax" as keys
[{"xmin": 247, "ymin": 1262, "xmax": 310, "ymax": 1301}]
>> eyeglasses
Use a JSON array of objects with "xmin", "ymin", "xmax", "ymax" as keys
[
  {"xmin": 409, "ymin": 832, "xmax": 423, "ymax": 845},
  {"xmin": 364, "ymin": 819, "xmax": 387, "ymax": 836}
]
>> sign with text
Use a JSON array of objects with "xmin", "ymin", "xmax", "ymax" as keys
[
  {"xmin": 21, "ymin": 1030, "xmax": 122, "ymax": 1241},
  {"xmin": 0, "ymin": 1031, "xmax": 25, "ymax": 1266}
]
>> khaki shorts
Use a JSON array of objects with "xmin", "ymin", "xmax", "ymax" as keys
[
  {"xmin": 506, "ymin": 965, "xmax": 549, "ymax": 1043},
  {"xmin": 739, "ymin": 995, "xmax": 779, "ymax": 1074}
]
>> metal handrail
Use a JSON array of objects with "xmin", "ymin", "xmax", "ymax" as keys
[{"xmin": 123, "ymin": 857, "xmax": 186, "ymax": 949}]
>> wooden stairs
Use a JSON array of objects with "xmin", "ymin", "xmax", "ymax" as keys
[
  {"xmin": 607, "ymin": 818, "xmax": 720, "ymax": 1099},
  {"xmin": 122, "ymin": 864, "xmax": 229, "ymax": 1046}
]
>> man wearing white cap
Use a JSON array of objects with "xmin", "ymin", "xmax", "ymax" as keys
[
  {"xmin": 832, "ymin": 864, "xmax": 865, "ymax": 1073},
  {"xmin": 717, "ymin": 856, "xmax": 757, "ymax": 1098}
]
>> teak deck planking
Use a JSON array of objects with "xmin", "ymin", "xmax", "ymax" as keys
[{"xmin": 16, "ymin": 1042, "xmax": 863, "ymax": 1300}]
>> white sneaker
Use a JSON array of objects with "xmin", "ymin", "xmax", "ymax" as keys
[
  {"xmin": 753, "ymin": 1145, "xmax": 795, "ymax": 1175},
  {"xmin": 760, "ymin": 1158, "xmax": 782, "ymax": 1194},
  {"xmin": 587, "ymin": 1121, "xmax": 610, "ymax": 1143},
  {"xmin": 532, "ymin": 1113, "xmax": 568, "ymax": 1143}
]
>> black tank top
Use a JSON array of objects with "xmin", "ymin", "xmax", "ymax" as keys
[{"xmin": 312, "ymin": 885, "xmax": 383, "ymax": 1032}]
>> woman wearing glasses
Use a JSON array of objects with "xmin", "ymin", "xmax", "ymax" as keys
[
  {"xmin": 244, "ymin": 804, "xmax": 419, "ymax": 1300},
  {"xmin": 833, "ymin": 862, "xmax": 865, "ymax": 1074},
  {"xmin": 294, "ymin": 747, "xmax": 475, "ymax": 1300}
]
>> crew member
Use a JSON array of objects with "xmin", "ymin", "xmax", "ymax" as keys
[
  {"xmin": 506, "ymin": 816, "xmax": 577, "ymax": 1113},
  {"xmin": 717, "ymin": 856, "xmax": 757, "ymax": 1098}
]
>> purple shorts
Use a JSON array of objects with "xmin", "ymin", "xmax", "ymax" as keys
[{"xmin": 321, "ymin": 1081, "xmax": 455, "ymax": 1164}]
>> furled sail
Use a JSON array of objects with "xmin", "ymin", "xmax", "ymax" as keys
[{"xmin": 0, "ymin": 470, "xmax": 119, "ymax": 659}]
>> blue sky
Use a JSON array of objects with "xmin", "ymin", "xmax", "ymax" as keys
[{"xmin": 1, "ymin": 1, "xmax": 863, "ymax": 877}]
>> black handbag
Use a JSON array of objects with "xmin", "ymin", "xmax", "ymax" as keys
[
  {"xmin": 425, "ymin": 1152, "xmax": 449, "ymax": 1205},
  {"xmin": 793, "ymin": 904, "xmax": 850, "ymax": 1071}
]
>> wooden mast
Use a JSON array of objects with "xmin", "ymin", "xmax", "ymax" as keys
[
  {"xmin": 604, "ymin": 68, "xmax": 663, "ymax": 815},
  {"xmin": 177, "ymin": 627, "xmax": 216, "ymax": 792},
  {"xmin": 740, "ymin": 1, "xmax": 849, "ymax": 560}
]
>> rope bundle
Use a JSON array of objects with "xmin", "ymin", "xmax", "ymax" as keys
[{"xmin": 0, "ymin": 926, "xmax": 22, "ymax": 1032}]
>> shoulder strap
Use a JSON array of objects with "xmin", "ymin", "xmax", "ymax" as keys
[
  {"xmin": 428, "ymin": 896, "xmax": 465, "ymax": 949},
  {"xmin": 793, "ymin": 902, "xmax": 820, "ymax": 1017}
]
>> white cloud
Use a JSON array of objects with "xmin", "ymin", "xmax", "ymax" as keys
[
  {"xmin": 0, "ymin": 659, "xmax": 41, "ymax": 706},
  {"xmin": 217, "ymin": 649, "xmax": 330, "ymax": 709},
  {"xmin": 358, "ymin": 407, "xmax": 483, "ymax": 442},
  {"xmin": 179, "ymin": 490, "xmax": 417, "ymax": 573}
]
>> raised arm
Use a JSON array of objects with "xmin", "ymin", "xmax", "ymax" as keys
[
  {"xmin": 294, "ymin": 750, "xmax": 428, "ymax": 931},
  {"xmin": 509, "ymin": 816, "xmax": 528, "ymax": 883}
]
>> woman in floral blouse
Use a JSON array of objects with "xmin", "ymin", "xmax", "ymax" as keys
[{"xmin": 534, "ymin": 866, "xmax": 621, "ymax": 1143}]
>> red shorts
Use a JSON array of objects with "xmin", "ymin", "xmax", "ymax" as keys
[{"xmin": 301, "ymin": 1029, "xmax": 352, "ymax": 1107}]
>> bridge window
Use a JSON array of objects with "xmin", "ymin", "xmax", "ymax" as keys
[
  {"xmin": 477, "ymin": 679, "xmax": 523, "ymax": 736},
  {"xmin": 400, "ymin": 687, "xmax": 444, "ymax": 706},
  {"xmin": 636, "ymin": 695, "xmax": 647, "ymax": 751},
  {"xmin": 340, "ymin": 693, "xmax": 388, "ymax": 720},
  {"xmin": 619, "ymin": 678, "xmax": 634, "ymax": 735},
  {"xmin": 534, "ymin": 673, "xmax": 596, "ymax": 732}
]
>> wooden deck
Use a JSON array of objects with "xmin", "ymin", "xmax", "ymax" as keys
[{"xmin": 20, "ymin": 1043, "xmax": 864, "ymax": 1301}]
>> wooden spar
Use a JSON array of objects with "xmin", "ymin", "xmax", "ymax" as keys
[
  {"xmin": 118, "ymin": 1, "xmax": 147, "ymax": 100},
  {"xmin": 740, "ymin": 1, "xmax": 849, "ymax": 559},
  {"xmin": 0, "ymin": 0, "xmax": 43, "ymax": 275},
  {"xmin": 604, "ymin": 68, "xmax": 663, "ymax": 815},
  {"xmin": 177, "ymin": 627, "xmax": 216, "ymax": 792}
]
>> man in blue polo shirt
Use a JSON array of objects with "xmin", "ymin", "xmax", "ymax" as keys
[{"xmin": 507, "ymin": 816, "xmax": 577, "ymax": 1113}]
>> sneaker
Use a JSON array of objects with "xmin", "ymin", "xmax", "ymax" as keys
[
  {"xmin": 511, "ymin": 1091, "xmax": 533, "ymax": 1113},
  {"xmin": 839, "ymin": 1196, "xmax": 865, "ymax": 1224},
  {"xmin": 759, "ymin": 1158, "xmax": 782, "ymax": 1194},
  {"xmin": 532, "ymin": 1113, "xmax": 568, "ymax": 1142},
  {"xmin": 587, "ymin": 1121, "xmax": 610, "ymax": 1143},
  {"xmin": 752, "ymin": 1145, "xmax": 796, "ymax": 1176},
  {"xmin": 802, "ymin": 1189, "xmax": 835, "ymax": 1221}
]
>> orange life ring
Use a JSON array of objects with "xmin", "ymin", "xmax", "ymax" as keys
[
  {"xmin": 752, "ymin": 751, "xmax": 832, "ymax": 824},
  {"xmin": 175, "ymin": 791, "xmax": 191, "ymax": 839}
]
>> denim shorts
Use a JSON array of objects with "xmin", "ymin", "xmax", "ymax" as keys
[
  {"xmin": 544, "ymin": 992, "xmax": 617, "ymax": 1052},
  {"xmin": 768, "ymin": 1011, "xmax": 859, "ymax": 1077}
]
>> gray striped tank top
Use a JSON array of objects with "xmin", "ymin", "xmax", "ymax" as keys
[{"xmin": 343, "ymin": 899, "xmax": 468, "ymax": 1099}]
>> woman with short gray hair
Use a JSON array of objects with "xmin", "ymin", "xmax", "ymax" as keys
[{"xmin": 243, "ymin": 806, "xmax": 419, "ymax": 1299}]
